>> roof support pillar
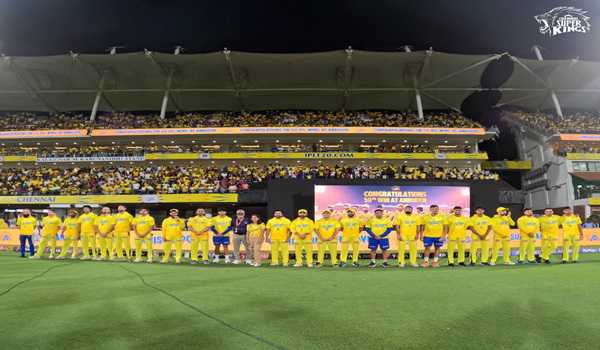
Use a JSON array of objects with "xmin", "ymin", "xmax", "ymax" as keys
[
  {"xmin": 415, "ymin": 89, "xmax": 424, "ymax": 121},
  {"xmin": 89, "ymin": 73, "xmax": 105, "ymax": 121},
  {"xmin": 532, "ymin": 45, "xmax": 563, "ymax": 118},
  {"xmin": 341, "ymin": 46, "xmax": 353, "ymax": 112},
  {"xmin": 223, "ymin": 48, "xmax": 244, "ymax": 112},
  {"xmin": 158, "ymin": 46, "xmax": 181, "ymax": 119}
]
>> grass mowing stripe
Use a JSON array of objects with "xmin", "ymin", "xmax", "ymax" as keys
[
  {"xmin": 0, "ymin": 261, "xmax": 76, "ymax": 297},
  {"xmin": 119, "ymin": 264, "xmax": 289, "ymax": 350}
]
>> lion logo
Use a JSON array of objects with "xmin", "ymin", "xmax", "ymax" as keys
[{"xmin": 535, "ymin": 7, "xmax": 591, "ymax": 37}]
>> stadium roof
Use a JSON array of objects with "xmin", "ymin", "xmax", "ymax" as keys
[{"xmin": 0, "ymin": 49, "xmax": 599, "ymax": 113}]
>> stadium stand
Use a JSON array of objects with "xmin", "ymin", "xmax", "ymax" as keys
[{"xmin": 507, "ymin": 110, "xmax": 600, "ymax": 134}]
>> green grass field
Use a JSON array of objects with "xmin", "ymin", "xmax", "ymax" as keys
[{"xmin": 2, "ymin": 253, "xmax": 600, "ymax": 350}]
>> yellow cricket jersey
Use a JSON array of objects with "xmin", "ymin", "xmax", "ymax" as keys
[
  {"xmin": 247, "ymin": 223, "xmax": 265, "ymax": 239},
  {"xmin": 78, "ymin": 213, "xmax": 97, "ymax": 236},
  {"xmin": 0, "ymin": 218, "xmax": 7, "ymax": 229},
  {"xmin": 95, "ymin": 215, "xmax": 116, "ymax": 235},
  {"xmin": 266, "ymin": 217, "xmax": 291, "ymax": 241},
  {"xmin": 339, "ymin": 217, "xmax": 362, "ymax": 239},
  {"xmin": 16, "ymin": 216, "xmax": 37, "ymax": 235},
  {"xmin": 469, "ymin": 214, "xmax": 492, "ymax": 236},
  {"xmin": 359, "ymin": 212, "xmax": 372, "ymax": 225},
  {"xmin": 188, "ymin": 215, "xmax": 212, "ymax": 238},
  {"xmin": 41, "ymin": 216, "xmax": 62, "ymax": 236},
  {"xmin": 315, "ymin": 218, "xmax": 341, "ymax": 240},
  {"xmin": 63, "ymin": 217, "xmax": 80, "ymax": 238},
  {"xmin": 114, "ymin": 212, "xmax": 134, "ymax": 235},
  {"xmin": 395, "ymin": 214, "xmax": 421, "ymax": 239},
  {"xmin": 539, "ymin": 215, "xmax": 561, "ymax": 237},
  {"xmin": 447, "ymin": 215, "xmax": 470, "ymax": 239},
  {"xmin": 517, "ymin": 216, "xmax": 540, "ymax": 235},
  {"xmin": 421, "ymin": 214, "xmax": 448, "ymax": 238},
  {"xmin": 132, "ymin": 215, "xmax": 155, "ymax": 236},
  {"xmin": 212, "ymin": 216, "xmax": 233, "ymax": 235},
  {"xmin": 290, "ymin": 217, "xmax": 315, "ymax": 240},
  {"xmin": 561, "ymin": 215, "xmax": 582, "ymax": 236},
  {"xmin": 162, "ymin": 217, "xmax": 185, "ymax": 238},
  {"xmin": 491, "ymin": 215, "xmax": 514, "ymax": 238},
  {"xmin": 366, "ymin": 217, "xmax": 393, "ymax": 237}
]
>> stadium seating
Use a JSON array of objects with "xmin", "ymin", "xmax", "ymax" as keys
[{"xmin": 509, "ymin": 110, "xmax": 600, "ymax": 134}]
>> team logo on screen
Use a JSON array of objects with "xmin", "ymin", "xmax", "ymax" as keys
[{"xmin": 535, "ymin": 7, "xmax": 591, "ymax": 37}]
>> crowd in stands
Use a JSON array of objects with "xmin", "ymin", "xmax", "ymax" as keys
[
  {"xmin": 555, "ymin": 143, "xmax": 600, "ymax": 156},
  {"xmin": 0, "ymin": 143, "xmax": 475, "ymax": 157},
  {"xmin": 509, "ymin": 111, "xmax": 600, "ymax": 134},
  {"xmin": 0, "ymin": 110, "xmax": 481, "ymax": 131},
  {"xmin": 0, "ymin": 164, "xmax": 498, "ymax": 196}
]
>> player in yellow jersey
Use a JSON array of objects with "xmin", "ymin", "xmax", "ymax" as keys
[
  {"xmin": 420, "ymin": 205, "xmax": 448, "ymax": 268},
  {"xmin": 490, "ymin": 207, "xmax": 515, "ymax": 265},
  {"xmin": 517, "ymin": 208, "xmax": 539, "ymax": 264},
  {"xmin": 339, "ymin": 208, "xmax": 362, "ymax": 268},
  {"xmin": 247, "ymin": 214, "xmax": 266, "ymax": 267},
  {"xmin": 112, "ymin": 205, "xmax": 134, "ymax": 260},
  {"xmin": 78, "ymin": 205, "xmax": 98, "ymax": 260},
  {"xmin": 266, "ymin": 210, "xmax": 292, "ymax": 266},
  {"xmin": 468, "ymin": 207, "xmax": 492, "ymax": 265},
  {"xmin": 366, "ymin": 207, "xmax": 394, "ymax": 268},
  {"xmin": 446, "ymin": 206, "xmax": 470, "ymax": 267},
  {"xmin": 188, "ymin": 208, "xmax": 212, "ymax": 265},
  {"xmin": 132, "ymin": 208, "xmax": 155, "ymax": 263},
  {"xmin": 161, "ymin": 208, "xmax": 186, "ymax": 263},
  {"xmin": 290, "ymin": 209, "xmax": 315, "ymax": 267},
  {"xmin": 16, "ymin": 209, "xmax": 36, "ymax": 258},
  {"xmin": 31, "ymin": 209, "xmax": 62, "ymax": 259},
  {"xmin": 94, "ymin": 207, "xmax": 116, "ymax": 260},
  {"xmin": 56, "ymin": 209, "xmax": 80, "ymax": 259},
  {"xmin": 314, "ymin": 209, "xmax": 341, "ymax": 267},
  {"xmin": 560, "ymin": 208, "xmax": 583, "ymax": 263},
  {"xmin": 211, "ymin": 209, "xmax": 233, "ymax": 263},
  {"xmin": 539, "ymin": 208, "xmax": 561, "ymax": 263},
  {"xmin": 395, "ymin": 205, "xmax": 421, "ymax": 268}
]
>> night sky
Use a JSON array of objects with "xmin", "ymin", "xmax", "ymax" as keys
[{"xmin": 0, "ymin": 0, "xmax": 598, "ymax": 60}]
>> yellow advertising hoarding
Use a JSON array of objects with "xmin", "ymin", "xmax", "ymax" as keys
[
  {"xmin": 144, "ymin": 152, "xmax": 488, "ymax": 160},
  {"xmin": 0, "ymin": 193, "xmax": 238, "ymax": 205},
  {"xmin": 566, "ymin": 153, "xmax": 600, "ymax": 161},
  {"xmin": 0, "ymin": 129, "xmax": 88, "ymax": 139}
]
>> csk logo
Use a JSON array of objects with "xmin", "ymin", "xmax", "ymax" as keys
[{"xmin": 535, "ymin": 7, "xmax": 591, "ymax": 37}]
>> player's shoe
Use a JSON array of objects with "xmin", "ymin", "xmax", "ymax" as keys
[
  {"xmin": 543, "ymin": 259, "xmax": 551, "ymax": 264},
  {"xmin": 421, "ymin": 261, "xmax": 430, "ymax": 268},
  {"xmin": 504, "ymin": 261, "xmax": 515, "ymax": 266},
  {"xmin": 517, "ymin": 260, "xmax": 524, "ymax": 264},
  {"xmin": 398, "ymin": 263, "xmax": 405, "ymax": 268},
  {"xmin": 561, "ymin": 260, "xmax": 568, "ymax": 264},
  {"xmin": 307, "ymin": 263, "xmax": 313, "ymax": 268},
  {"xmin": 431, "ymin": 261, "xmax": 440, "ymax": 268},
  {"xmin": 448, "ymin": 263, "xmax": 455, "ymax": 267},
  {"xmin": 147, "ymin": 259, "xmax": 153, "ymax": 264},
  {"xmin": 48, "ymin": 254, "xmax": 55, "ymax": 259},
  {"xmin": 339, "ymin": 262, "xmax": 347, "ymax": 268},
  {"xmin": 572, "ymin": 260, "xmax": 578, "ymax": 263},
  {"xmin": 294, "ymin": 263, "xmax": 303, "ymax": 267},
  {"xmin": 212, "ymin": 256, "xmax": 220, "ymax": 263},
  {"xmin": 368, "ymin": 261, "xmax": 377, "ymax": 268},
  {"xmin": 382, "ymin": 262, "xmax": 389, "ymax": 268},
  {"xmin": 315, "ymin": 262, "xmax": 322, "ymax": 268},
  {"xmin": 202, "ymin": 260, "xmax": 210, "ymax": 265},
  {"xmin": 175, "ymin": 259, "xmax": 181, "ymax": 264},
  {"xmin": 488, "ymin": 261, "xmax": 496, "ymax": 266},
  {"xmin": 352, "ymin": 262, "xmax": 360, "ymax": 268},
  {"xmin": 410, "ymin": 263, "xmax": 419, "ymax": 268},
  {"xmin": 245, "ymin": 260, "xmax": 253, "ymax": 265},
  {"xmin": 253, "ymin": 262, "xmax": 261, "ymax": 267},
  {"xmin": 29, "ymin": 256, "xmax": 40, "ymax": 259},
  {"xmin": 190, "ymin": 260, "xmax": 198, "ymax": 265},
  {"xmin": 134, "ymin": 258, "xmax": 142, "ymax": 263},
  {"xmin": 469, "ymin": 261, "xmax": 477, "ymax": 266},
  {"xmin": 458, "ymin": 262, "xmax": 466, "ymax": 267},
  {"xmin": 232, "ymin": 259, "xmax": 241, "ymax": 265},
  {"xmin": 69, "ymin": 255, "xmax": 78, "ymax": 259},
  {"xmin": 482, "ymin": 262, "xmax": 490, "ymax": 266},
  {"xmin": 224, "ymin": 256, "xmax": 231, "ymax": 264},
  {"xmin": 55, "ymin": 256, "xmax": 65, "ymax": 260}
]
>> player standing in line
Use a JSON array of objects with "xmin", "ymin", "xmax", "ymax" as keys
[
  {"xmin": 468, "ymin": 207, "xmax": 492, "ymax": 265},
  {"xmin": 365, "ymin": 207, "xmax": 394, "ymax": 268},
  {"xmin": 31, "ymin": 209, "xmax": 62, "ymax": 259},
  {"xmin": 446, "ymin": 206, "xmax": 470, "ymax": 267},
  {"xmin": 395, "ymin": 205, "xmax": 421, "ymax": 268},
  {"xmin": 78, "ymin": 205, "xmax": 98, "ymax": 260},
  {"xmin": 56, "ymin": 209, "xmax": 80, "ymax": 259},
  {"xmin": 339, "ymin": 208, "xmax": 362, "ymax": 268},
  {"xmin": 94, "ymin": 207, "xmax": 116, "ymax": 261},
  {"xmin": 517, "ymin": 208, "xmax": 539, "ymax": 264},
  {"xmin": 490, "ymin": 207, "xmax": 515, "ymax": 266},
  {"xmin": 314, "ymin": 209, "xmax": 341, "ymax": 267},
  {"xmin": 132, "ymin": 208, "xmax": 155, "ymax": 263},
  {"xmin": 560, "ymin": 208, "xmax": 583, "ymax": 263},
  {"xmin": 420, "ymin": 205, "xmax": 448, "ymax": 268},
  {"xmin": 16, "ymin": 209, "xmax": 36, "ymax": 258},
  {"xmin": 161, "ymin": 209, "xmax": 185, "ymax": 264},
  {"xmin": 188, "ymin": 208, "xmax": 212, "ymax": 265},
  {"xmin": 290, "ymin": 209, "xmax": 315, "ymax": 267},
  {"xmin": 112, "ymin": 205, "xmax": 134, "ymax": 260},
  {"xmin": 265, "ymin": 210, "xmax": 291, "ymax": 266},
  {"xmin": 247, "ymin": 214, "xmax": 266, "ymax": 267},
  {"xmin": 539, "ymin": 208, "xmax": 560, "ymax": 264},
  {"xmin": 211, "ymin": 209, "xmax": 233, "ymax": 263}
]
